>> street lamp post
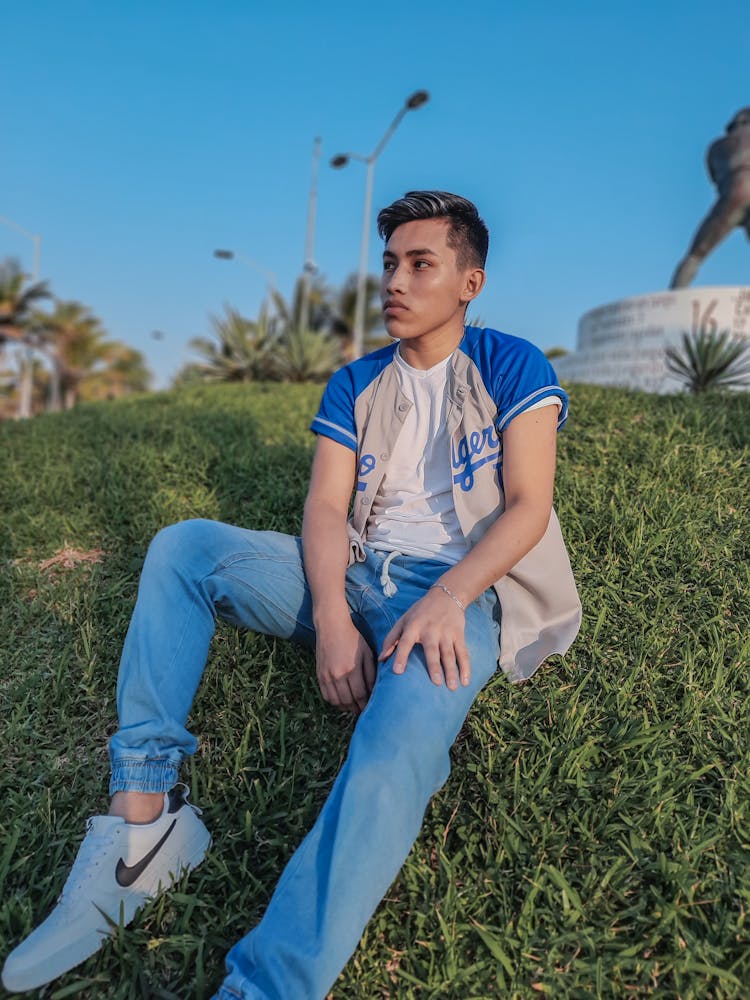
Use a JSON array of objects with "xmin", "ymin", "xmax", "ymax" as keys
[
  {"xmin": 331, "ymin": 89, "xmax": 429, "ymax": 360},
  {"xmin": 0, "ymin": 215, "xmax": 42, "ymax": 418},
  {"xmin": 212, "ymin": 249, "xmax": 277, "ymax": 299},
  {"xmin": 299, "ymin": 136, "xmax": 322, "ymax": 336}
]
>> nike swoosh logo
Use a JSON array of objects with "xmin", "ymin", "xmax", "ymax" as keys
[{"xmin": 115, "ymin": 819, "xmax": 177, "ymax": 888}]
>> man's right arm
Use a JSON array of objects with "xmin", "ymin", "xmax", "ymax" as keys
[{"xmin": 302, "ymin": 435, "xmax": 376, "ymax": 713}]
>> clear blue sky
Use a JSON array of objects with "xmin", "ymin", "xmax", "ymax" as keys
[{"xmin": 3, "ymin": 1, "xmax": 748, "ymax": 386}]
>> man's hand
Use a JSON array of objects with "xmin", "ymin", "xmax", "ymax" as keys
[
  {"xmin": 302, "ymin": 436, "xmax": 373, "ymax": 713},
  {"xmin": 379, "ymin": 586, "xmax": 469, "ymax": 690},
  {"xmin": 316, "ymin": 617, "xmax": 376, "ymax": 712}
]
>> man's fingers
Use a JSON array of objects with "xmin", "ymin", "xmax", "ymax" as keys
[
  {"xmin": 440, "ymin": 641, "xmax": 459, "ymax": 691},
  {"xmin": 362, "ymin": 646, "xmax": 377, "ymax": 694},
  {"xmin": 379, "ymin": 621, "xmax": 402, "ymax": 661},
  {"xmin": 348, "ymin": 670, "xmax": 369, "ymax": 712},
  {"xmin": 377, "ymin": 600, "xmax": 471, "ymax": 686},
  {"xmin": 333, "ymin": 677, "xmax": 356, "ymax": 711},
  {"xmin": 392, "ymin": 631, "xmax": 419, "ymax": 675},
  {"xmin": 320, "ymin": 676, "xmax": 353, "ymax": 712},
  {"xmin": 456, "ymin": 638, "xmax": 471, "ymax": 686},
  {"xmin": 319, "ymin": 679, "xmax": 338, "ymax": 707},
  {"xmin": 422, "ymin": 639, "xmax": 444, "ymax": 686}
]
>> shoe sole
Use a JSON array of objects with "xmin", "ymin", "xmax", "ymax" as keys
[{"xmin": 2, "ymin": 827, "xmax": 211, "ymax": 993}]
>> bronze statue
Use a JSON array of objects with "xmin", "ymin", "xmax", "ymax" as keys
[{"xmin": 670, "ymin": 108, "xmax": 750, "ymax": 288}]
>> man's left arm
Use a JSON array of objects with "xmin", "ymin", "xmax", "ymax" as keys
[{"xmin": 379, "ymin": 404, "xmax": 558, "ymax": 689}]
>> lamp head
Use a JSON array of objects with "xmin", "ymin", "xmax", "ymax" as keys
[
  {"xmin": 214, "ymin": 249, "xmax": 234, "ymax": 260},
  {"xmin": 406, "ymin": 90, "xmax": 429, "ymax": 110},
  {"xmin": 331, "ymin": 154, "xmax": 349, "ymax": 168}
]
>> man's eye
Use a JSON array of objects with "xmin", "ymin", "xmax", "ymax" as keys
[
  {"xmin": 414, "ymin": 260, "xmax": 430, "ymax": 269},
  {"xmin": 383, "ymin": 261, "xmax": 395, "ymax": 271}
]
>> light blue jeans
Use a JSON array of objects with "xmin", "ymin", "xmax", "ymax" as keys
[{"xmin": 109, "ymin": 519, "xmax": 502, "ymax": 1000}]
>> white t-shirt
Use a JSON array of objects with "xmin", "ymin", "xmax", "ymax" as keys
[
  {"xmin": 365, "ymin": 349, "xmax": 561, "ymax": 564},
  {"xmin": 366, "ymin": 350, "xmax": 465, "ymax": 562}
]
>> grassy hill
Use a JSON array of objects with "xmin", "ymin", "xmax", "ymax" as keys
[{"xmin": 1, "ymin": 382, "xmax": 748, "ymax": 999}]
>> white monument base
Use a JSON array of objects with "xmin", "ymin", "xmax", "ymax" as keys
[{"xmin": 554, "ymin": 286, "xmax": 750, "ymax": 393}]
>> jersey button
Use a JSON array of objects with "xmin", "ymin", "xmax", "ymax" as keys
[
  {"xmin": 398, "ymin": 403, "xmax": 409, "ymax": 411},
  {"xmin": 380, "ymin": 452, "xmax": 388, "ymax": 460}
]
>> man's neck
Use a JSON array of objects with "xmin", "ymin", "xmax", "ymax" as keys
[{"xmin": 397, "ymin": 323, "xmax": 465, "ymax": 370}]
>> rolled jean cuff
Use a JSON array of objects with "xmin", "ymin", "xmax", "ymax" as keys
[
  {"xmin": 215, "ymin": 980, "xmax": 264, "ymax": 999},
  {"xmin": 109, "ymin": 756, "xmax": 181, "ymax": 795}
]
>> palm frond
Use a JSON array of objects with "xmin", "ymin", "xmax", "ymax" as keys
[
  {"xmin": 666, "ymin": 330, "xmax": 750, "ymax": 393},
  {"xmin": 274, "ymin": 327, "xmax": 341, "ymax": 383},
  {"xmin": 190, "ymin": 304, "xmax": 279, "ymax": 382}
]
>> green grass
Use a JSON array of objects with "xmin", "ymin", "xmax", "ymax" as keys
[{"xmin": 1, "ymin": 382, "xmax": 748, "ymax": 999}]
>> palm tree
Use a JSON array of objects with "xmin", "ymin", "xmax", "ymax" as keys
[
  {"xmin": 665, "ymin": 329, "xmax": 750, "ymax": 393},
  {"xmin": 0, "ymin": 357, "xmax": 51, "ymax": 419},
  {"xmin": 274, "ymin": 326, "xmax": 341, "ymax": 383},
  {"xmin": 187, "ymin": 271, "xmax": 382, "ymax": 388},
  {"xmin": 0, "ymin": 361, "xmax": 18, "ymax": 419},
  {"xmin": 35, "ymin": 300, "xmax": 111, "ymax": 410},
  {"xmin": 0, "ymin": 257, "xmax": 52, "ymax": 417},
  {"xmin": 284, "ymin": 274, "xmax": 336, "ymax": 334},
  {"xmin": 171, "ymin": 364, "xmax": 207, "ymax": 389},
  {"xmin": 78, "ymin": 343, "xmax": 152, "ymax": 402},
  {"xmin": 282, "ymin": 272, "xmax": 385, "ymax": 360},
  {"xmin": 329, "ymin": 273, "xmax": 383, "ymax": 360},
  {"xmin": 187, "ymin": 304, "xmax": 278, "ymax": 382}
]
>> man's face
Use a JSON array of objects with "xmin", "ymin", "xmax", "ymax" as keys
[{"xmin": 380, "ymin": 218, "xmax": 479, "ymax": 345}]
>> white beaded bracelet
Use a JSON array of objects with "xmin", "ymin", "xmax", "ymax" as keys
[{"xmin": 430, "ymin": 583, "xmax": 466, "ymax": 612}]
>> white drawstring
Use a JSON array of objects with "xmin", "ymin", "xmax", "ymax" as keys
[{"xmin": 380, "ymin": 550, "xmax": 400, "ymax": 598}]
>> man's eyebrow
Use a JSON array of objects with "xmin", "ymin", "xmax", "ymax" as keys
[{"xmin": 382, "ymin": 247, "xmax": 439, "ymax": 258}]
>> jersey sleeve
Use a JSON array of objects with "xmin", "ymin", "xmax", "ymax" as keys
[
  {"xmin": 310, "ymin": 365, "xmax": 358, "ymax": 452},
  {"xmin": 492, "ymin": 338, "xmax": 569, "ymax": 432}
]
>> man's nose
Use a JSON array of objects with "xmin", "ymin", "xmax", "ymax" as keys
[{"xmin": 384, "ymin": 264, "xmax": 406, "ymax": 293}]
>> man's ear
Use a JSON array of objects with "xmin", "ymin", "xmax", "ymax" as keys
[{"xmin": 460, "ymin": 267, "xmax": 486, "ymax": 304}]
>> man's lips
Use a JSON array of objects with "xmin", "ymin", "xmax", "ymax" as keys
[{"xmin": 383, "ymin": 300, "xmax": 408, "ymax": 313}]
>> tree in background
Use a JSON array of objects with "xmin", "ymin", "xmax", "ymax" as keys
[
  {"xmin": 0, "ymin": 262, "xmax": 153, "ymax": 418},
  {"xmin": 269, "ymin": 281, "xmax": 342, "ymax": 381},
  {"xmin": 35, "ymin": 300, "xmax": 110, "ymax": 410},
  {"xmin": 0, "ymin": 359, "xmax": 51, "ymax": 421},
  {"xmin": 666, "ymin": 329, "xmax": 750, "ymax": 393},
  {"xmin": 182, "ymin": 297, "xmax": 341, "ymax": 386},
  {"xmin": 329, "ymin": 273, "xmax": 385, "ymax": 359},
  {"xmin": 79, "ymin": 344, "xmax": 152, "ymax": 402},
  {"xmin": 0, "ymin": 257, "xmax": 52, "ymax": 418},
  {"xmin": 465, "ymin": 314, "xmax": 486, "ymax": 330},
  {"xmin": 0, "ymin": 362, "xmax": 19, "ymax": 420},
  {"xmin": 281, "ymin": 274, "xmax": 337, "ymax": 337},
  {"xmin": 185, "ymin": 304, "xmax": 278, "ymax": 383},
  {"xmin": 274, "ymin": 326, "xmax": 341, "ymax": 383},
  {"xmin": 179, "ymin": 271, "xmax": 383, "ymax": 387},
  {"xmin": 29, "ymin": 300, "xmax": 152, "ymax": 412}
]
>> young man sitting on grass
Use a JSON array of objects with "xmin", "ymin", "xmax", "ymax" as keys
[{"xmin": 3, "ymin": 191, "xmax": 581, "ymax": 998}]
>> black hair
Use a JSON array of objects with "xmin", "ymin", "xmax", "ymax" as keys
[{"xmin": 376, "ymin": 190, "xmax": 489, "ymax": 270}]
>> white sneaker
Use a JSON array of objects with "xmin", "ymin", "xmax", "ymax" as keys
[{"xmin": 2, "ymin": 784, "xmax": 211, "ymax": 992}]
